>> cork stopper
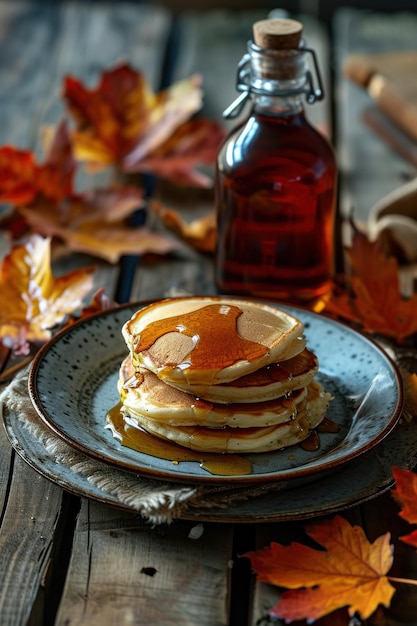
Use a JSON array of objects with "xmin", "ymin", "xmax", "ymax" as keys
[{"xmin": 253, "ymin": 18, "xmax": 303, "ymax": 51}]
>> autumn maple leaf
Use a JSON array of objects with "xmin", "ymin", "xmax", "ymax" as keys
[
  {"xmin": 154, "ymin": 204, "xmax": 216, "ymax": 254},
  {"xmin": 0, "ymin": 121, "xmax": 74, "ymax": 207},
  {"xmin": 324, "ymin": 225, "xmax": 417, "ymax": 342},
  {"xmin": 245, "ymin": 515, "xmax": 395, "ymax": 622},
  {"xmin": 16, "ymin": 187, "xmax": 179, "ymax": 264},
  {"xmin": 0, "ymin": 121, "xmax": 180, "ymax": 262},
  {"xmin": 392, "ymin": 467, "xmax": 417, "ymax": 549},
  {"xmin": 0, "ymin": 235, "xmax": 95, "ymax": 354},
  {"xmin": 123, "ymin": 118, "xmax": 226, "ymax": 187},
  {"xmin": 63, "ymin": 62, "xmax": 225, "ymax": 186}
]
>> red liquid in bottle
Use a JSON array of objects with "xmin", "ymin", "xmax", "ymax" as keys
[{"xmin": 215, "ymin": 111, "xmax": 337, "ymax": 309}]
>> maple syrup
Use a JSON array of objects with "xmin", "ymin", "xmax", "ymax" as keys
[
  {"xmin": 106, "ymin": 402, "xmax": 253, "ymax": 476},
  {"xmin": 106, "ymin": 402, "xmax": 338, "ymax": 474},
  {"xmin": 110, "ymin": 299, "xmax": 338, "ymax": 475},
  {"xmin": 133, "ymin": 302, "xmax": 268, "ymax": 376},
  {"xmin": 300, "ymin": 430, "xmax": 320, "ymax": 451},
  {"xmin": 215, "ymin": 18, "xmax": 337, "ymax": 309}
]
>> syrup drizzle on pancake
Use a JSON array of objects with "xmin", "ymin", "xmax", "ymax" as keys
[{"xmin": 133, "ymin": 303, "xmax": 268, "ymax": 372}]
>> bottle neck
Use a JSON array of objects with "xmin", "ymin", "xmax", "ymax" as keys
[
  {"xmin": 252, "ymin": 92, "xmax": 304, "ymax": 117},
  {"xmin": 223, "ymin": 40, "xmax": 324, "ymax": 120}
]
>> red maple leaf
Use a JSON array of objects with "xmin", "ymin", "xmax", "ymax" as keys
[
  {"xmin": 0, "ymin": 121, "xmax": 75, "ymax": 207},
  {"xmin": 63, "ymin": 62, "xmax": 225, "ymax": 185},
  {"xmin": 392, "ymin": 467, "xmax": 417, "ymax": 548}
]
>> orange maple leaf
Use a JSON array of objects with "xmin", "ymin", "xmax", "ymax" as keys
[
  {"xmin": 63, "ymin": 62, "xmax": 225, "ymax": 185},
  {"xmin": 0, "ymin": 122, "xmax": 75, "ymax": 207},
  {"xmin": 0, "ymin": 235, "xmax": 95, "ymax": 354},
  {"xmin": 325, "ymin": 225, "xmax": 417, "ymax": 342},
  {"xmin": 63, "ymin": 63, "xmax": 153, "ymax": 165},
  {"xmin": 245, "ymin": 515, "xmax": 395, "ymax": 622},
  {"xmin": 392, "ymin": 467, "xmax": 417, "ymax": 548},
  {"xmin": 154, "ymin": 204, "xmax": 216, "ymax": 254}
]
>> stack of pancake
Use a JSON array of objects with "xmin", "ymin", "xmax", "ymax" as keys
[{"xmin": 117, "ymin": 297, "xmax": 332, "ymax": 454}]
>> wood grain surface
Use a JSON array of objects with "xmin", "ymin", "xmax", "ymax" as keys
[{"xmin": 1, "ymin": 3, "xmax": 417, "ymax": 626}]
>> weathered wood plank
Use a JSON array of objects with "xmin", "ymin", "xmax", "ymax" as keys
[
  {"xmin": 0, "ymin": 3, "xmax": 174, "ymax": 626},
  {"xmin": 0, "ymin": 6, "xmax": 67, "ymax": 626},
  {"xmin": 333, "ymin": 12, "xmax": 417, "ymax": 621},
  {"xmin": 37, "ymin": 1, "xmax": 172, "ymax": 130},
  {"xmin": 0, "ymin": 1, "xmax": 173, "ymax": 299},
  {"xmin": 56, "ymin": 499, "xmax": 233, "ymax": 626},
  {"xmin": 0, "ymin": 0, "xmax": 171, "ymax": 148},
  {"xmin": 0, "ymin": 426, "xmax": 65, "ymax": 626},
  {"xmin": 246, "ymin": 11, "xmax": 417, "ymax": 624}
]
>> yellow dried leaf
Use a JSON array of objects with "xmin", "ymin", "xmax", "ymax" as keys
[{"xmin": 0, "ymin": 235, "xmax": 95, "ymax": 352}]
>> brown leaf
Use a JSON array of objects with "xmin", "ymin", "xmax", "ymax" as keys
[
  {"xmin": 57, "ymin": 223, "xmax": 180, "ymax": 263},
  {"xmin": 325, "ymin": 225, "xmax": 417, "ymax": 341},
  {"xmin": 0, "ymin": 146, "xmax": 38, "ymax": 206},
  {"xmin": 18, "ymin": 194, "xmax": 180, "ymax": 264},
  {"xmin": 39, "ymin": 120, "xmax": 76, "ymax": 200},
  {"xmin": 63, "ymin": 63, "xmax": 149, "ymax": 164},
  {"xmin": 245, "ymin": 515, "xmax": 395, "ymax": 622}
]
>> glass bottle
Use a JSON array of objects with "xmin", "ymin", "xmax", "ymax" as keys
[{"xmin": 215, "ymin": 18, "xmax": 337, "ymax": 310}]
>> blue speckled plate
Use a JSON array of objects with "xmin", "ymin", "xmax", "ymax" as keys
[{"xmin": 27, "ymin": 300, "xmax": 403, "ymax": 485}]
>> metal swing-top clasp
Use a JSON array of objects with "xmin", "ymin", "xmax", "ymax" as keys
[{"xmin": 223, "ymin": 43, "xmax": 325, "ymax": 119}]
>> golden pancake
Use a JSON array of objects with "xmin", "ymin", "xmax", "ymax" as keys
[
  {"xmin": 123, "ymin": 380, "xmax": 332, "ymax": 454},
  {"xmin": 118, "ymin": 356, "xmax": 307, "ymax": 428},
  {"xmin": 168, "ymin": 348, "xmax": 318, "ymax": 403},
  {"xmin": 122, "ymin": 297, "xmax": 305, "ymax": 386}
]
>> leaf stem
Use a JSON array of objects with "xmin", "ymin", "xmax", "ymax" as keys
[{"xmin": 389, "ymin": 575, "xmax": 417, "ymax": 586}]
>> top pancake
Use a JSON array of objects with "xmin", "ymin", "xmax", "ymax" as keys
[{"xmin": 122, "ymin": 297, "xmax": 305, "ymax": 386}]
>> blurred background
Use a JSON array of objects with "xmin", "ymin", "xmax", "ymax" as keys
[{"xmin": 123, "ymin": 0, "xmax": 417, "ymax": 23}]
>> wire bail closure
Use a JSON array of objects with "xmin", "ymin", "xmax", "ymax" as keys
[{"xmin": 223, "ymin": 45, "xmax": 325, "ymax": 119}]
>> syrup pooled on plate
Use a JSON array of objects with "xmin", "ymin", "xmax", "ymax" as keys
[{"xmin": 106, "ymin": 403, "xmax": 253, "ymax": 476}]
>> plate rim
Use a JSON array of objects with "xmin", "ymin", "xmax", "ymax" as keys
[
  {"xmin": 27, "ymin": 299, "xmax": 404, "ymax": 485},
  {"xmin": 4, "ymin": 401, "xmax": 417, "ymax": 523}
]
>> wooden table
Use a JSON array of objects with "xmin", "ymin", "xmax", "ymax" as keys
[{"xmin": 1, "ymin": 3, "xmax": 417, "ymax": 625}]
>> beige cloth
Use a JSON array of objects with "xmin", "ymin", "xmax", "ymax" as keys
[
  {"xmin": 366, "ymin": 177, "xmax": 417, "ymax": 298},
  {"xmin": 0, "ymin": 369, "xmax": 283, "ymax": 525},
  {"xmin": 368, "ymin": 177, "xmax": 417, "ymax": 262}
]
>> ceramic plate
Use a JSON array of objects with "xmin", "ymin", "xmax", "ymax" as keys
[
  {"xmin": 28, "ymin": 300, "xmax": 403, "ymax": 485},
  {"xmin": 4, "ymin": 401, "xmax": 417, "ymax": 522}
]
